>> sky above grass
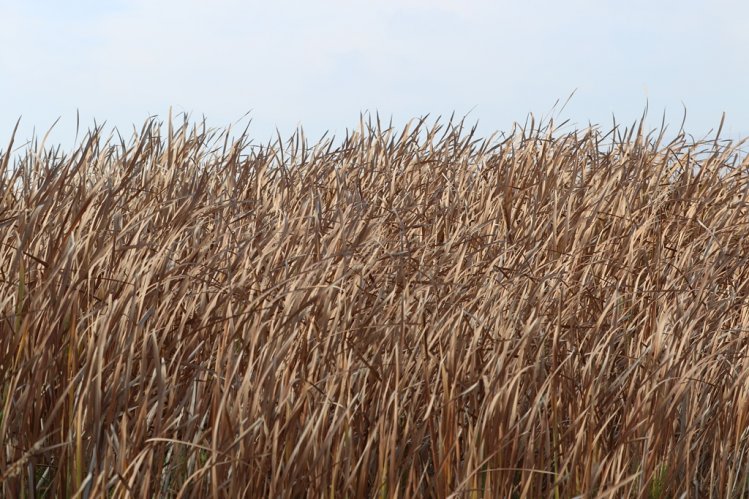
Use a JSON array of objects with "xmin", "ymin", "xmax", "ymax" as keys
[{"xmin": 1, "ymin": 0, "xmax": 747, "ymax": 148}]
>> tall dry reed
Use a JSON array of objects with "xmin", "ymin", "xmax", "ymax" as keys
[{"xmin": 1, "ymin": 113, "xmax": 749, "ymax": 497}]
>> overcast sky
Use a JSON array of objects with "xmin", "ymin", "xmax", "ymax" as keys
[{"xmin": 1, "ymin": 0, "xmax": 747, "ymax": 148}]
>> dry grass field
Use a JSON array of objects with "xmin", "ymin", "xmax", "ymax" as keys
[{"xmin": 1, "ymin": 113, "xmax": 749, "ymax": 497}]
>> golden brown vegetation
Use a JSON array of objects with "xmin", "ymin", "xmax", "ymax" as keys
[{"xmin": 1, "ymin": 113, "xmax": 749, "ymax": 498}]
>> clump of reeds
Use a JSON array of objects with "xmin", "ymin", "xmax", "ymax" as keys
[{"xmin": 1, "ymin": 112, "xmax": 748, "ymax": 498}]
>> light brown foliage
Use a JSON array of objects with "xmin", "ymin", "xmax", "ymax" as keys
[{"xmin": 1, "ymin": 114, "xmax": 749, "ymax": 497}]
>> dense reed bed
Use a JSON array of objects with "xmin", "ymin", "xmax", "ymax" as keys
[{"xmin": 1, "ymin": 113, "xmax": 749, "ymax": 498}]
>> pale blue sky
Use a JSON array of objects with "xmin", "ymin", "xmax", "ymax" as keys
[{"xmin": 1, "ymin": 0, "xmax": 747, "ymax": 147}]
